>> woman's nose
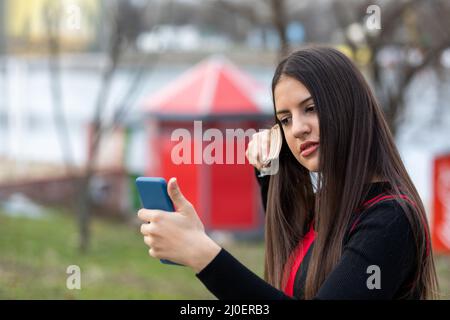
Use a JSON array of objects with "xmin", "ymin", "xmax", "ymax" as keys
[{"xmin": 292, "ymin": 115, "xmax": 311, "ymax": 139}]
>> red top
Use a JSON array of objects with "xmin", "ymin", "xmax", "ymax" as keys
[{"xmin": 283, "ymin": 223, "xmax": 316, "ymax": 297}]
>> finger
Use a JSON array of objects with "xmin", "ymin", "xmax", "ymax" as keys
[
  {"xmin": 246, "ymin": 141, "xmax": 254, "ymax": 163},
  {"xmin": 167, "ymin": 177, "xmax": 191, "ymax": 211},
  {"xmin": 137, "ymin": 209, "xmax": 165, "ymax": 223},
  {"xmin": 253, "ymin": 133, "xmax": 266, "ymax": 169},
  {"xmin": 140, "ymin": 223, "xmax": 158, "ymax": 236},
  {"xmin": 247, "ymin": 140, "xmax": 259, "ymax": 167},
  {"xmin": 149, "ymin": 248, "xmax": 158, "ymax": 258},
  {"xmin": 258, "ymin": 130, "xmax": 270, "ymax": 162},
  {"xmin": 143, "ymin": 235, "xmax": 155, "ymax": 247}
]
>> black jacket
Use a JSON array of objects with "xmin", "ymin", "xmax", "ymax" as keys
[{"xmin": 195, "ymin": 173, "xmax": 419, "ymax": 299}]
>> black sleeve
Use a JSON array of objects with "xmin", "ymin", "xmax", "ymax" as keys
[
  {"xmin": 195, "ymin": 247, "xmax": 293, "ymax": 300},
  {"xmin": 254, "ymin": 168, "xmax": 270, "ymax": 212},
  {"xmin": 195, "ymin": 200, "xmax": 416, "ymax": 300},
  {"xmin": 314, "ymin": 201, "xmax": 417, "ymax": 299}
]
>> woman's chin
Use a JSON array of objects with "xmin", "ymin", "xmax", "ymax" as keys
[{"xmin": 297, "ymin": 156, "xmax": 320, "ymax": 172}]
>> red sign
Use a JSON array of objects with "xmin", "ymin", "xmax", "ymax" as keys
[{"xmin": 432, "ymin": 154, "xmax": 450, "ymax": 253}]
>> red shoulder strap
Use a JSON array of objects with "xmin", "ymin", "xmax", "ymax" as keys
[{"xmin": 349, "ymin": 193, "xmax": 430, "ymax": 257}]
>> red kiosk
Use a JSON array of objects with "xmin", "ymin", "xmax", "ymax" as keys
[
  {"xmin": 432, "ymin": 153, "xmax": 450, "ymax": 253},
  {"xmin": 141, "ymin": 56, "xmax": 272, "ymax": 233}
]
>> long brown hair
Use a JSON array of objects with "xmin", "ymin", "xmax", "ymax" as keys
[{"xmin": 264, "ymin": 46, "xmax": 439, "ymax": 299}]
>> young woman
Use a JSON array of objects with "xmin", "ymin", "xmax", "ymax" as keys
[{"xmin": 138, "ymin": 47, "xmax": 439, "ymax": 299}]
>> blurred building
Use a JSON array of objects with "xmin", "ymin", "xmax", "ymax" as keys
[{"xmin": 4, "ymin": 0, "xmax": 102, "ymax": 54}]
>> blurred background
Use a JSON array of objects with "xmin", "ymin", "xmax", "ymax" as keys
[{"xmin": 0, "ymin": 0, "xmax": 449, "ymax": 299}]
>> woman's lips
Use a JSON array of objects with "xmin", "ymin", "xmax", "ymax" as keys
[{"xmin": 300, "ymin": 143, "xmax": 319, "ymax": 157}]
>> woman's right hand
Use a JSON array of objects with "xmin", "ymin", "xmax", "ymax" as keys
[
  {"xmin": 246, "ymin": 129, "xmax": 271, "ymax": 171},
  {"xmin": 246, "ymin": 124, "xmax": 282, "ymax": 172}
]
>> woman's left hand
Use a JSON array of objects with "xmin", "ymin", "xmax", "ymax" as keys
[{"xmin": 138, "ymin": 177, "xmax": 221, "ymax": 273}]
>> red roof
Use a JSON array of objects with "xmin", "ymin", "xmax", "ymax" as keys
[{"xmin": 141, "ymin": 55, "xmax": 270, "ymax": 117}]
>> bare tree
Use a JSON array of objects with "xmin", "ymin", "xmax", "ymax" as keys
[
  {"xmin": 43, "ymin": 2, "xmax": 76, "ymax": 176},
  {"xmin": 40, "ymin": 0, "xmax": 161, "ymax": 252},
  {"xmin": 269, "ymin": 0, "xmax": 289, "ymax": 58},
  {"xmin": 215, "ymin": 0, "xmax": 290, "ymax": 59},
  {"xmin": 333, "ymin": 0, "xmax": 450, "ymax": 136},
  {"xmin": 215, "ymin": 0, "xmax": 450, "ymax": 136},
  {"xmin": 76, "ymin": 1, "xmax": 131, "ymax": 252},
  {"xmin": 77, "ymin": 0, "xmax": 162, "ymax": 252}
]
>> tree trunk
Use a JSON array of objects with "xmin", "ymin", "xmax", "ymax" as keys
[{"xmin": 270, "ymin": 0, "xmax": 289, "ymax": 60}]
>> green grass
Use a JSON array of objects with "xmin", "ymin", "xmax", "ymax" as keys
[
  {"xmin": 0, "ymin": 207, "xmax": 448, "ymax": 299},
  {"xmin": 0, "ymin": 207, "xmax": 265, "ymax": 299},
  {"xmin": 435, "ymin": 253, "xmax": 450, "ymax": 299}
]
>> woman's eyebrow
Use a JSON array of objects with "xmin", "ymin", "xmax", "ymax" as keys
[
  {"xmin": 276, "ymin": 109, "xmax": 290, "ymax": 115},
  {"xmin": 276, "ymin": 96, "xmax": 313, "ymax": 115},
  {"xmin": 300, "ymin": 96, "xmax": 313, "ymax": 106}
]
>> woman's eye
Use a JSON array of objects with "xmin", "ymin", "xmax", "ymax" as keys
[
  {"xmin": 305, "ymin": 105, "xmax": 315, "ymax": 113},
  {"xmin": 280, "ymin": 117, "xmax": 291, "ymax": 126}
]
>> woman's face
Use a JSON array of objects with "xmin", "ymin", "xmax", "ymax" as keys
[{"xmin": 274, "ymin": 75, "xmax": 320, "ymax": 172}]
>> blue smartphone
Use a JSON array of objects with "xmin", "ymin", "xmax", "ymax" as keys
[{"xmin": 135, "ymin": 177, "xmax": 184, "ymax": 266}]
